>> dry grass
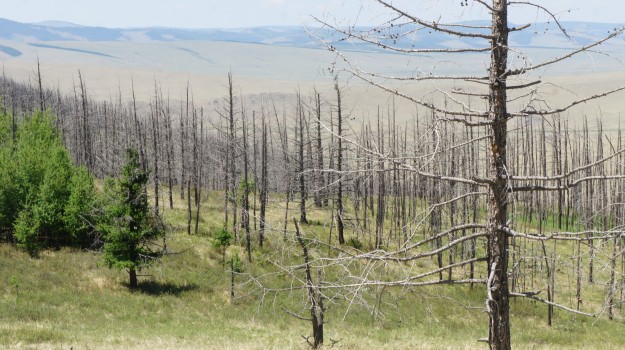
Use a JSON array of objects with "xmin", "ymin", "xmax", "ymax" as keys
[{"xmin": 1, "ymin": 38, "xmax": 624, "ymax": 129}]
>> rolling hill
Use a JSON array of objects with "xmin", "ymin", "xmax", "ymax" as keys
[
  {"xmin": 0, "ymin": 17, "xmax": 622, "ymax": 126},
  {"xmin": 0, "ymin": 18, "xmax": 622, "ymax": 50}
]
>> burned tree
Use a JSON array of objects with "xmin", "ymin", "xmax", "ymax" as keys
[
  {"xmin": 297, "ymin": 93, "xmax": 309, "ymax": 224},
  {"xmin": 251, "ymin": 1, "xmax": 625, "ymax": 350},
  {"xmin": 334, "ymin": 79, "xmax": 345, "ymax": 245}
]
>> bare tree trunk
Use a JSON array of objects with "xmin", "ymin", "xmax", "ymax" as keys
[
  {"xmin": 298, "ymin": 94, "xmax": 308, "ymax": 224},
  {"xmin": 430, "ymin": 115, "xmax": 443, "ymax": 280},
  {"xmin": 253, "ymin": 111, "xmax": 258, "ymax": 234},
  {"xmin": 230, "ymin": 257, "xmax": 236, "ymax": 302},
  {"xmin": 576, "ymin": 238, "xmax": 582, "ymax": 309},
  {"xmin": 165, "ymin": 96, "xmax": 174, "ymax": 209},
  {"xmin": 194, "ymin": 110, "xmax": 203, "ymax": 235},
  {"xmin": 375, "ymin": 108, "xmax": 385, "ymax": 250},
  {"xmin": 150, "ymin": 84, "xmax": 160, "ymax": 216},
  {"xmin": 103, "ymin": 103, "xmax": 109, "ymax": 175},
  {"xmin": 129, "ymin": 268, "xmax": 138, "ymax": 288},
  {"xmin": 228, "ymin": 74, "xmax": 238, "ymax": 240},
  {"xmin": 294, "ymin": 219, "xmax": 324, "ymax": 349},
  {"xmin": 259, "ymin": 111, "xmax": 268, "ymax": 247},
  {"xmin": 242, "ymin": 108, "xmax": 252, "ymax": 262},
  {"xmin": 130, "ymin": 78, "xmax": 146, "ymax": 173},
  {"xmin": 37, "ymin": 58, "xmax": 45, "ymax": 111},
  {"xmin": 314, "ymin": 91, "xmax": 324, "ymax": 207},
  {"xmin": 607, "ymin": 220, "xmax": 618, "ymax": 320},
  {"xmin": 486, "ymin": 2, "xmax": 511, "ymax": 348},
  {"xmin": 335, "ymin": 80, "xmax": 345, "ymax": 245},
  {"xmin": 187, "ymin": 179, "xmax": 192, "ymax": 235},
  {"xmin": 78, "ymin": 70, "xmax": 93, "ymax": 170},
  {"xmin": 283, "ymin": 184, "xmax": 291, "ymax": 241},
  {"xmin": 180, "ymin": 85, "xmax": 188, "ymax": 200}
]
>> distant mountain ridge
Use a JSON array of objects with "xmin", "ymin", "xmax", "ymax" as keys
[
  {"xmin": 0, "ymin": 17, "xmax": 622, "ymax": 51},
  {"xmin": 0, "ymin": 18, "xmax": 315, "ymax": 46},
  {"xmin": 32, "ymin": 20, "xmax": 85, "ymax": 28}
]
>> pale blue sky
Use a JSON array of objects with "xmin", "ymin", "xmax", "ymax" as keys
[{"xmin": 0, "ymin": 0, "xmax": 622, "ymax": 28}]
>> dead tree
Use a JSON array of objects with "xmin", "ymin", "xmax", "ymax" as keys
[
  {"xmin": 242, "ymin": 104, "xmax": 252, "ymax": 262},
  {"xmin": 313, "ymin": 91, "xmax": 325, "ymax": 208},
  {"xmin": 334, "ymin": 79, "xmax": 345, "ymax": 245},
  {"xmin": 297, "ymin": 1, "xmax": 625, "ymax": 349},
  {"xmin": 259, "ymin": 109, "xmax": 268, "ymax": 247},
  {"xmin": 77, "ymin": 70, "xmax": 93, "ymax": 170},
  {"xmin": 36, "ymin": 58, "xmax": 45, "ymax": 111},
  {"xmin": 150, "ymin": 82, "xmax": 161, "ymax": 216},
  {"xmin": 180, "ymin": 84, "xmax": 189, "ymax": 200},
  {"xmin": 297, "ymin": 93, "xmax": 309, "ymax": 224},
  {"xmin": 227, "ymin": 74, "xmax": 238, "ymax": 239},
  {"xmin": 216, "ymin": 73, "xmax": 239, "ymax": 238},
  {"xmin": 164, "ymin": 95, "xmax": 174, "ymax": 209},
  {"xmin": 292, "ymin": 219, "xmax": 324, "ymax": 349},
  {"xmin": 195, "ymin": 108, "xmax": 204, "ymax": 235}
]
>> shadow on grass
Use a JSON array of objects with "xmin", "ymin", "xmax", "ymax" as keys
[{"xmin": 132, "ymin": 281, "xmax": 198, "ymax": 296}]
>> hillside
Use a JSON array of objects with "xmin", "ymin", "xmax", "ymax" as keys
[
  {"xmin": 3, "ymin": 190, "xmax": 625, "ymax": 349},
  {"xmin": 2, "ymin": 6, "xmax": 625, "ymax": 349}
]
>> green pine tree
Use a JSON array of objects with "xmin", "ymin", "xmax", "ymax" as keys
[
  {"xmin": 0, "ymin": 110, "xmax": 95, "ymax": 253},
  {"xmin": 99, "ymin": 148, "xmax": 164, "ymax": 288}
]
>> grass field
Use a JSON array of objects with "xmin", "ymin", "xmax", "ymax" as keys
[{"xmin": 2, "ymin": 187, "xmax": 625, "ymax": 349}]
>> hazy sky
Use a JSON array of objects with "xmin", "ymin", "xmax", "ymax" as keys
[{"xmin": 0, "ymin": 0, "xmax": 622, "ymax": 28}]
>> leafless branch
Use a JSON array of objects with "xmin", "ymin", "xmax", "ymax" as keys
[
  {"xmin": 516, "ymin": 85, "xmax": 625, "ymax": 116},
  {"xmin": 375, "ymin": 0, "xmax": 494, "ymax": 39},
  {"xmin": 312, "ymin": 17, "xmax": 491, "ymax": 54},
  {"xmin": 510, "ymin": 293, "xmax": 595, "ymax": 317},
  {"xmin": 506, "ymin": 27, "xmax": 625, "ymax": 76},
  {"xmin": 509, "ymin": 1, "xmax": 571, "ymax": 38},
  {"xmin": 281, "ymin": 307, "xmax": 313, "ymax": 321},
  {"xmin": 511, "ymin": 175, "xmax": 625, "ymax": 191},
  {"xmin": 500, "ymin": 225, "xmax": 622, "ymax": 241}
]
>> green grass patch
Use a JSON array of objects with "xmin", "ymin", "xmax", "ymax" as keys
[{"xmin": 2, "ymin": 188, "xmax": 625, "ymax": 349}]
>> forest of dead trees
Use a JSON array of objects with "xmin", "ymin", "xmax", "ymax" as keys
[
  {"xmin": 0, "ymin": 3, "xmax": 624, "ymax": 350},
  {"xmin": 3, "ymin": 2, "xmax": 625, "ymax": 347},
  {"xmin": 3, "ymin": 63, "xmax": 625, "ymax": 314}
]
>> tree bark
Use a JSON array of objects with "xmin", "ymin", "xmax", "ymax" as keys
[
  {"xmin": 294, "ymin": 219, "xmax": 323, "ymax": 349},
  {"xmin": 165, "ymin": 97, "xmax": 174, "ymax": 209},
  {"xmin": 243, "ymin": 108, "xmax": 252, "ymax": 262},
  {"xmin": 314, "ymin": 91, "xmax": 324, "ymax": 207},
  {"xmin": 150, "ymin": 88, "xmax": 160, "ymax": 216},
  {"xmin": 260, "ymin": 112, "xmax": 268, "ymax": 247},
  {"xmin": 129, "ymin": 268, "xmax": 138, "ymax": 288},
  {"xmin": 298, "ymin": 94, "xmax": 308, "ymax": 224},
  {"xmin": 187, "ymin": 179, "xmax": 192, "ymax": 235},
  {"xmin": 486, "ymin": 1, "xmax": 511, "ymax": 349},
  {"xmin": 334, "ymin": 80, "xmax": 345, "ymax": 245}
]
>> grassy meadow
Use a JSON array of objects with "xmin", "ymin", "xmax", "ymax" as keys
[{"xmin": 2, "ymin": 186, "xmax": 625, "ymax": 349}]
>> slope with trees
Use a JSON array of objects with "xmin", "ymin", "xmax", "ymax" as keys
[
  {"xmin": 258, "ymin": 1, "xmax": 625, "ymax": 349},
  {"xmin": 98, "ymin": 148, "xmax": 165, "ymax": 288},
  {"xmin": 0, "ymin": 2, "xmax": 625, "ymax": 347}
]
